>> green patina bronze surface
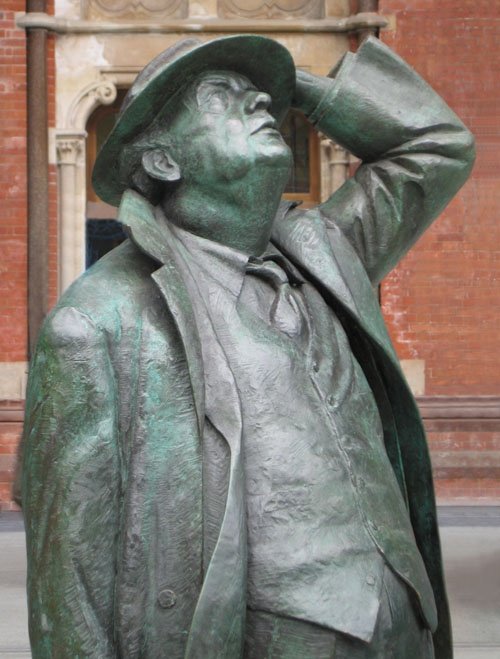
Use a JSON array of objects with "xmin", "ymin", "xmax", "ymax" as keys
[{"xmin": 21, "ymin": 34, "xmax": 474, "ymax": 658}]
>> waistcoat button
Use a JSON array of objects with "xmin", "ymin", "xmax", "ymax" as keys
[
  {"xmin": 312, "ymin": 361, "xmax": 319, "ymax": 372},
  {"xmin": 157, "ymin": 588, "xmax": 176, "ymax": 609}
]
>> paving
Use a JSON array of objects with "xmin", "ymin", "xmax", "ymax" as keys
[{"xmin": 0, "ymin": 507, "xmax": 499, "ymax": 658}]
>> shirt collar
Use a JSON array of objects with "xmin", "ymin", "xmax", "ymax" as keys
[
  {"xmin": 170, "ymin": 221, "xmax": 305, "ymax": 298},
  {"xmin": 171, "ymin": 224, "xmax": 249, "ymax": 297}
]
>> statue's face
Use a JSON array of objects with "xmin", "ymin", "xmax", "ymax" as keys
[{"xmin": 165, "ymin": 70, "xmax": 292, "ymax": 186}]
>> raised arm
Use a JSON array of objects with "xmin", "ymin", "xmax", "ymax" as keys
[
  {"xmin": 292, "ymin": 36, "xmax": 475, "ymax": 284},
  {"xmin": 22, "ymin": 306, "xmax": 119, "ymax": 658}
]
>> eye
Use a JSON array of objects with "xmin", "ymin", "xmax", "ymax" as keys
[{"xmin": 197, "ymin": 85, "xmax": 230, "ymax": 114}]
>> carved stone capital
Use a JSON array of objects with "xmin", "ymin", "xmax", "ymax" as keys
[{"xmin": 56, "ymin": 133, "xmax": 86, "ymax": 166}]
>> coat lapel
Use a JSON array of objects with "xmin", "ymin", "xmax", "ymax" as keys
[
  {"xmin": 272, "ymin": 205, "xmax": 401, "ymax": 368},
  {"xmin": 119, "ymin": 189, "xmax": 247, "ymax": 657},
  {"xmin": 183, "ymin": 306, "xmax": 247, "ymax": 659},
  {"xmin": 156, "ymin": 228, "xmax": 248, "ymax": 658},
  {"xmin": 118, "ymin": 190, "xmax": 205, "ymax": 435}
]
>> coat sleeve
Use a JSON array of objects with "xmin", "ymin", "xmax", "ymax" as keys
[
  {"xmin": 22, "ymin": 306, "xmax": 119, "ymax": 658},
  {"xmin": 304, "ymin": 36, "xmax": 475, "ymax": 284}
]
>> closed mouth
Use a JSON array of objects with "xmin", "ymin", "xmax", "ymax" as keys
[{"xmin": 251, "ymin": 118, "xmax": 278, "ymax": 134}]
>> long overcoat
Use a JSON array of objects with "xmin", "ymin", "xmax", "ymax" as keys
[{"xmin": 21, "ymin": 37, "xmax": 475, "ymax": 659}]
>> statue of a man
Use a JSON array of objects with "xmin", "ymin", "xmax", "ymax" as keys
[{"xmin": 21, "ymin": 35, "xmax": 474, "ymax": 658}]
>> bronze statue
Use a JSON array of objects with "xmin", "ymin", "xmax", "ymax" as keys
[{"xmin": 21, "ymin": 35, "xmax": 475, "ymax": 658}]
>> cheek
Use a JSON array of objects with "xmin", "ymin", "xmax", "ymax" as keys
[
  {"xmin": 201, "ymin": 117, "xmax": 248, "ymax": 162},
  {"xmin": 182, "ymin": 134, "xmax": 250, "ymax": 183},
  {"xmin": 226, "ymin": 118, "xmax": 245, "ymax": 138},
  {"xmin": 224, "ymin": 119, "xmax": 250, "ymax": 156},
  {"xmin": 214, "ymin": 119, "xmax": 254, "ymax": 178}
]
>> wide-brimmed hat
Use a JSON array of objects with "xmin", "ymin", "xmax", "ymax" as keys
[{"xmin": 92, "ymin": 35, "xmax": 296, "ymax": 207}]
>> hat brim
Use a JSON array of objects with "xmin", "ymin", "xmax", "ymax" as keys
[{"xmin": 92, "ymin": 35, "xmax": 296, "ymax": 207}]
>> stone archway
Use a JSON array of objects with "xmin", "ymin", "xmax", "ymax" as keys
[
  {"xmin": 55, "ymin": 70, "xmax": 138, "ymax": 293},
  {"xmin": 54, "ymin": 66, "xmax": 353, "ymax": 294}
]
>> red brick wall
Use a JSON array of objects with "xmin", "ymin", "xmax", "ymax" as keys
[
  {"xmin": 48, "ymin": 26, "xmax": 58, "ymax": 307},
  {"xmin": 429, "ymin": 428, "xmax": 500, "ymax": 503},
  {"xmin": 0, "ymin": 1, "xmax": 28, "ymax": 364},
  {"xmin": 0, "ymin": 0, "xmax": 56, "ymax": 362},
  {"xmin": 379, "ymin": 1, "xmax": 500, "ymax": 501},
  {"xmin": 379, "ymin": 0, "xmax": 499, "ymax": 394},
  {"xmin": 0, "ymin": 1, "xmax": 56, "ymax": 511},
  {"xmin": 0, "ymin": 1, "xmax": 27, "ymax": 511},
  {"xmin": 1, "ymin": 2, "xmax": 498, "ymax": 509},
  {"xmin": 0, "ymin": 402, "xmax": 23, "ymax": 511}
]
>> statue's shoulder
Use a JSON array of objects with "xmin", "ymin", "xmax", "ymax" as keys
[
  {"xmin": 41, "ymin": 239, "xmax": 159, "ymax": 348},
  {"xmin": 273, "ymin": 199, "xmax": 349, "ymax": 257}
]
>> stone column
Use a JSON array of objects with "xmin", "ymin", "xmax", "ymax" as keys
[
  {"xmin": 320, "ymin": 136, "xmax": 354, "ymax": 201},
  {"xmin": 55, "ymin": 77, "xmax": 118, "ymax": 295},
  {"xmin": 55, "ymin": 132, "xmax": 86, "ymax": 293}
]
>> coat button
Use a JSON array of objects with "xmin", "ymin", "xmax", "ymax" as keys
[
  {"xmin": 366, "ymin": 575, "xmax": 375, "ymax": 586},
  {"xmin": 312, "ymin": 361, "xmax": 319, "ymax": 373},
  {"xmin": 157, "ymin": 588, "xmax": 176, "ymax": 609}
]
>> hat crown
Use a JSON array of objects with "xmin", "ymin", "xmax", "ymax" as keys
[{"xmin": 120, "ymin": 38, "xmax": 202, "ymax": 117}]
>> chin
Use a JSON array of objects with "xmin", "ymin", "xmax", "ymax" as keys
[{"xmin": 257, "ymin": 142, "xmax": 293, "ymax": 170}]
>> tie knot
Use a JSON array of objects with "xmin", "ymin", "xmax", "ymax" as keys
[{"xmin": 246, "ymin": 258, "xmax": 289, "ymax": 288}]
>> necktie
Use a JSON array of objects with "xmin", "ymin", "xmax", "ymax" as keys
[{"xmin": 244, "ymin": 257, "xmax": 307, "ymax": 340}]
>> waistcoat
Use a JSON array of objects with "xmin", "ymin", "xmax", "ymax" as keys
[{"xmin": 172, "ymin": 229, "xmax": 436, "ymax": 642}]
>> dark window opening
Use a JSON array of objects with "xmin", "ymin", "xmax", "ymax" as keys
[
  {"xmin": 281, "ymin": 111, "xmax": 311, "ymax": 194},
  {"xmin": 86, "ymin": 219, "xmax": 127, "ymax": 268}
]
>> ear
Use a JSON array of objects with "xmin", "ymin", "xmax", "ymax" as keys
[{"xmin": 141, "ymin": 148, "xmax": 181, "ymax": 183}]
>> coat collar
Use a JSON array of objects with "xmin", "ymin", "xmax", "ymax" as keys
[
  {"xmin": 118, "ymin": 189, "xmax": 205, "ymax": 436},
  {"xmin": 118, "ymin": 190, "xmax": 403, "ymax": 431}
]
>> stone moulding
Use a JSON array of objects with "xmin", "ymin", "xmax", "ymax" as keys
[
  {"xmin": 418, "ymin": 396, "xmax": 500, "ymax": 432},
  {"xmin": 218, "ymin": 0, "xmax": 324, "ymax": 20},
  {"xmin": 16, "ymin": 11, "xmax": 388, "ymax": 34},
  {"xmin": 82, "ymin": 0, "xmax": 188, "ymax": 21},
  {"xmin": 64, "ymin": 79, "xmax": 118, "ymax": 132}
]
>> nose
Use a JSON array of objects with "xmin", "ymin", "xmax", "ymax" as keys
[{"xmin": 245, "ymin": 90, "xmax": 272, "ymax": 114}]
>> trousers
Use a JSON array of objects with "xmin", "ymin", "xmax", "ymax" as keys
[{"xmin": 244, "ymin": 566, "xmax": 435, "ymax": 659}]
